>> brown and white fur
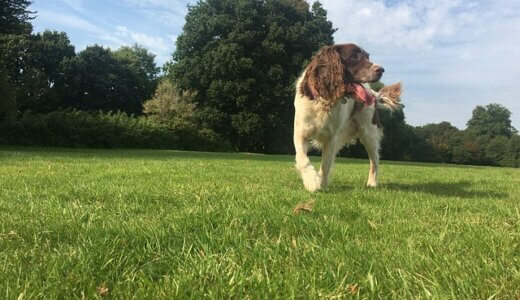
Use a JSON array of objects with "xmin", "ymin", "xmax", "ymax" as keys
[{"xmin": 293, "ymin": 43, "xmax": 402, "ymax": 192}]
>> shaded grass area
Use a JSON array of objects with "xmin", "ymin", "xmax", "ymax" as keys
[{"xmin": 1, "ymin": 147, "xmax": 519, "ymax": 298}]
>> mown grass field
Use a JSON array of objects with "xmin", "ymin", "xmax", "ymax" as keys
[{"xmin": 0, "ymin": 147, "xmax": 519, "ymax": 298}]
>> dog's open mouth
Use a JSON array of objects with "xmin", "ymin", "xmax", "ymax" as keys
[{"xmin": 344, "ymin": 83, "xmax": 375, "ymax": 106}]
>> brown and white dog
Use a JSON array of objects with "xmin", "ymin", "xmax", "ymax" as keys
[{"xmin": 293, "ymin": 43, "xmax": 402, "ymax": 192}]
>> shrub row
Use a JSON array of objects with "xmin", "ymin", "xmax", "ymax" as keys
[{"xmin": 0, "ymin": 110, "xmax": 231, "ymax": 151}]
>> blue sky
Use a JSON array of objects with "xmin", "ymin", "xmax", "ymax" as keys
[{"xmin": 30, "ymin": 0, "xmax": 520, "ymax": 130}]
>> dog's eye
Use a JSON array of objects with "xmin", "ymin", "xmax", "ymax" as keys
[{"xmin": 350, "ymin": 53, "xmax": 361, "ymax": 60}]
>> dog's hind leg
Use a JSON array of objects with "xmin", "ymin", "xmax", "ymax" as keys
[
  {"xmin": 358, "ymin": 125, "xmax": 382, "ymax": 188},
  {"xmin": 294, "ymin": 133, "xmax": 322, "ymax": 192}
]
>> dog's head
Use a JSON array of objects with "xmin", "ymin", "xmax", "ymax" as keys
[{"xmin": 301, "ymin": 43, "xmax": 384, "ymax": 100}]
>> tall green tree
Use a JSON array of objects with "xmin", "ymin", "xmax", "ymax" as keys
[
  {"xmin": 416, "ymin": 122, "xmax": 462, "ymax": 163},
  {"xmin": 0, "ymin": 68, "xmax": 17, "ymax": 122},
  {"xmin": 33, "ymin": 31, "xmax": 75, "ymax": 81},
  {"xmin": 0, "ymin": 31, "xmax": 75, "ymax": 112},
  {"xmin": 167, "ymin": 0, "xmax": 335, "ymax": 152},
  {"xmin": 466, "ymin": 103, "xmax": 517, "ymax": 138},
  {"xmin": 58, "ymin": 45, "xmax": 157, "ymax": 115},
  {"xmin": 505, "ymin": 135, "xmax": 520, "ymax": 167},
  {"xmin": 0, "ymin": 0, "xmax": 34, "ymax": 35},
  {"xmin": 114, "ymin": 44, "xmax": 160, "ymax": 104}
]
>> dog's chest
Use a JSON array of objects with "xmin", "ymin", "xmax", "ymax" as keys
[{"xmin": 314, "ymin": 97, "xmax": 356, "ymax": 139}]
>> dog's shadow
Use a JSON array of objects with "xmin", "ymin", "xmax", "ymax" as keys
[
  {"xmin": 324, "ymin": 180, "xmax": 508, "ymax": 200},
  {"xmin": 382, "ymin": 181, "xmax": 509, "ymax": 200}
]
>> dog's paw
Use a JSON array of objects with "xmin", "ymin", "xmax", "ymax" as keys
[
  {"xmin": 366, "ymin": 180, "xmax": 377, "ymax": 188},
  {"xmin": 303, "ymin": 173, "xmax": 322, "ymax": 192},
  {"xmin": 319, "ymin": 174, "xmax": 329, "ymax": 188}
]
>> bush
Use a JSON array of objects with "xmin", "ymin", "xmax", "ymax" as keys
[
  {"xmin": 0, "ymin": 110, "xmax": 231, "ymax": 151},
  {"xmin": 143, "ymin": 79, "xmax": 198, "ymax": 131}
]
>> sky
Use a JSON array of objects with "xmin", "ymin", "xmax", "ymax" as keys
[{"xmin": 29, "ymin": 0, "xmax": 520, "ymax": 130}]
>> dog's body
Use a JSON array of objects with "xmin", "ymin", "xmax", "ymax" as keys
[{"xmin": 293, "ymin": 43, "xmax": 401, "ymax": 192}]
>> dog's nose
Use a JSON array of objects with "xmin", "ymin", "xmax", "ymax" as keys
[{"xmin": 375, "ymin": 66, "xmax": 385, "ymax": 74}]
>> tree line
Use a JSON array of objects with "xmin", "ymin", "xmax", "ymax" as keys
[{"xmin": 1, "ymin": 0, "xmax": 518, "ymax": 167}]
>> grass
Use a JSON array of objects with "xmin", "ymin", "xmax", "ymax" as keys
[{"xmin": 0, "ymin": 147, "xmax": 519, "ymax": 298}]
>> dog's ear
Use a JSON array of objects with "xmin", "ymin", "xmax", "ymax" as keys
[{"xmin": 301, "ymin": 45, "xmax": 345, "ymax": 101}]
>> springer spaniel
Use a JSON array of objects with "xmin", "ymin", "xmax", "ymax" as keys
[{"xmin": 293, "ymin": 43, "xmax": 402, "ymax": 192}]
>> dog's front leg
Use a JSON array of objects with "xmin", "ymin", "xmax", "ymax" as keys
[
  {"xmin": 318, "ymin": 139, "xmax": 336, "ymax": 188},
  {"xmin": 294, "ymin": 133, "xmax": 322, "ymax": 192}
]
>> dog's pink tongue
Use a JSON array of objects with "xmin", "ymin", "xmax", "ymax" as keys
[{"xmin": 345, "ymin": 83, "xmax": 375, "ymax": 106}]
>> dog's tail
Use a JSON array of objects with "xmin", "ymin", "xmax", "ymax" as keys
[{"xmin": 376, "ymin": 82, "xmax": 402, "ymax": 111}]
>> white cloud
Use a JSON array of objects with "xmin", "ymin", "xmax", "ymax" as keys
[
  {"xmin": 113, "ymin": 0, "xmax": 191, "ymax": 28},
  {"xmin": 322, "ymin": 0, "xmax": 473, "ymax": 50},
  {"xmin": 58, "ymin": 0, "xmax": 85, "ymax": 12},
  {"xmin": 37, "ymin": 10, "xmax": 127, "ymax": 50},
  {"xmin": 115, "ymin": 25, "xmax": 169, "ymax": 51},
  {"xmin": 318, "ymin": 0, "xmax": 520, "ymax": 129},
  {"xmin": 36, "ymin": 9, "xmax": 105, "ymax": 35},
  {"xmin": 97, "ymin": 33, "xmax": 127, "ymax": 47},
  {"xmin": 35, "ymin": 8, "xmax": 173, "ymax": 66}
]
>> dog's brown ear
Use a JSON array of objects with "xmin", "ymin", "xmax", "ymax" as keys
[{"xmin": 301, "ymin": 45, "xmax": 345, "ymax": 101}]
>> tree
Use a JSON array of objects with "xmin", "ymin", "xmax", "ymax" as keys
[
  {"xmin": 377, "ymin": 107, "xmax": 409, "ymax": 160},
  {"xmin": 32, "ymin": 31, "xmax": 75, "ymax": 81},
  {"xmin": 28, "ymin": 31, "xmax": 75, "ymax": 112},
  {"xmin": 0, "ymin": 69, "xmax": 17, "ymax": 122},
  {"xmin": 466, "ymin": 103, "xmax": 517, "ymax": 138},
  {"xmin": 452, "ymin": 135, "xmax": 488, "ymax": 165},
  {"xmin": 416, "ymin": 122, "xmax": 462, "ymax": 163},
  {"xmin": 484, "ymin": 136, "xmax": 510, "ymax": 166},
  {"xmin": 0, "ymin": 0, "xmax": 34, "ymax": 35},
  {"xmin": 167, "ymin": 0, "xmax": 335, "ymax": 152},
  {"xmin": 58, "ymin": 45, "xmax": 154, "ymax": 115},
  {"xmin": 143, "ymin": 79, "xmax": 197, "ymax": 130},
  {"xmin": 0, "ymin": 31, "xmax": 75, "ymax": 112},
  {"xmin": 504, "ymin": 135, "xmax": 520, "ymax": 167},
  {"xmin": 114, "ymin": 44, "xmax": 160, "ymax": 103}
]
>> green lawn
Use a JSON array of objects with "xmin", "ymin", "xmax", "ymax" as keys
[{"xmin": 1, "ymin": 148, "xmax": 519, "ymax": 298}]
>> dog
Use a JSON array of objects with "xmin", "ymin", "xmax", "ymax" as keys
[{"xmin": 293, "ymin": 43, "xmax": 402, "ymax": 192}]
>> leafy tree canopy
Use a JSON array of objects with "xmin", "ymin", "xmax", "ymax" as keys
[
  {"xmin": 114, "ymin": 44, "xmax": 160, "ymax": 106},
  {"xmin": 56, "ymin": 44, "xmax": 159, "ymax": 115},
  {"xmin": 466, "ymin": 103, "xmax": 517, "ymax": 138},
  {"xmin": 0, "ymin": 0, "xmax": 34, "ymax": 35},
  {"xmin": 0, "ymin": 68, "xmax": 17, "ymax": 122},
  {"xmin": 58, "ymin": 45, "xmax": 152, "ymax": 115},
  {"xmin": 0, "ymin": 30, "xmax": 75, "ymax": 112},
  {"xmin": 167, "ymin": 0, "xmax": 335, "ymax": 152},
  {"xmin": 114, "ymin": 44, "xmax": 159, "ymax": 83}
]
